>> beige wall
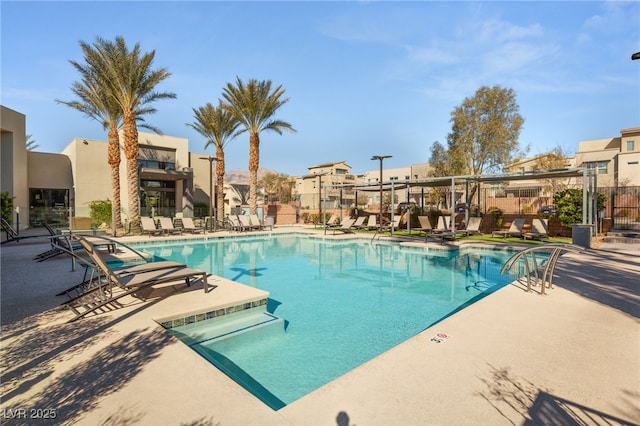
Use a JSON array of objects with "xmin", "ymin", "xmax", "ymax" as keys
[
  {"xmin": 0, "ymin": 106, "xmax": 28, "ymax": 229},
  {"xmin": 62, "ymin": 138, "xmax": 111, "ymax": 218}
]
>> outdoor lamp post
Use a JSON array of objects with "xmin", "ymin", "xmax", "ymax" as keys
[
  {"xmin": 199, "ymin": 155, "xmax": 218, "ymax": 232},
  {"xmin": 371, "ymin": 155, "xmax": 392, "ymax": 232}
]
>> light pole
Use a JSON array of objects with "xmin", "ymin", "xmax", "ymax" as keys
[
  {"xmin": 371, "ymin": 155, "xmax": 392, "ymax": 232},
  {"xmin": 199, "ymin": 155, "xmax": 218, "ymax": 232}
]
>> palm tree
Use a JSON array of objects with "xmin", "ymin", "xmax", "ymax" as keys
[
  {"xmin": 57, "ymin": 64, "xmax": 124, "ymax": 230},
  {"xmin": 187, "ymin": 101, "xmax": 240, "ymax": 223},
  {"xmin": 87, "ymin": 36, "xmax": 175, "ymax": 231},
  {"xmin": 25, "ymin": 135, "xmax": 39, "ymax": 151},
  {"xmin": 221, "ymin": 77, "xmax": 296, "ymax": 214},
  {"xmin": 59, "ymin": 40, "xmax": 169, "ymax": 232}
]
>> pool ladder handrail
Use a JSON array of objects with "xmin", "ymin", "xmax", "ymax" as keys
[{"xmin": 500, "ymin": 243, "xmax": 584, "ymax": 294}]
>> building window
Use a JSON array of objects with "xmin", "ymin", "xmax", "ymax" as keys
[
  {"xmin": 627, "ymin": 140, "xmax": 635, "ymax": 152},
  {"xmin": 588, "ymin": 161, "xmax": 608, "ymax": 174},
  {"xmin": 29, "ymin": 188, "xmax": 69, "ymax": 227}
]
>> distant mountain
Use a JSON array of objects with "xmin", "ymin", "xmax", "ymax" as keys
[{"xmin": 224, "ymin": 167, "xmax": 280, "ymax": 183}]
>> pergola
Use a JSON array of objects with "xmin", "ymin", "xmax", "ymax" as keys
[{"xmin": 328, "ymin": 167, "xmax": 598, "ymax": 235}]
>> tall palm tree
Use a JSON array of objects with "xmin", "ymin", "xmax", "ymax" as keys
[
  {"xmin": 57, "ymin": 65, "xmax": 124, "ymax": 230},
  {"xmin": 221, "ymin": 77, "xmax": 296, "ymax": 214},
  {"xmin": 25, "ymin": 135, "xmax": 39, "ymax": 151},
  {"xmin": 187, "ymin": 101, "xmax": 240, "ymax": 222},
  {"xmin": 87, "ymin": 36, "xmax": 175, "ymax": 231}
]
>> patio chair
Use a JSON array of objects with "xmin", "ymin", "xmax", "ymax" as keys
[
  {"xmin": 158, "ymin": 217, "xmax": 182, "ymax": 236},
  {"xmin": 323, "ymin": 214, "xmax": 339, "ymax": 228},
  {"xmin": 351, "ymin": 216, "xmax": 367, "ymax": 230},
  {"xmin": 1, "ymin": 218, "xmax": 55, "ymax": 245},
  {"xmin": 415, "ymin": 216, "xmax": 433, "ymax": 235},
  {"xmin": 141, "ymin": 217, "xmax": 163, "ymax": 237},
  {"xmin": 238, "ymin": 214, "xmax": 260, "ymax": 231},
  {"xmin": 366, "ymin": 215, "xmax": 378, "ymax": 230},
  {"xmin": 181, "ymin": 217, "xmax": 204, "ymax": 234},
  {"xmin": 461, "ymin": 217, "xmax": 482, "ymax": 236},
  {"xmin": 250, "ymin": 214, "xmax": 266, "ymax": 230},
  {"xmin": 62, "ymin": 235, "xmax": 209, "ymax": 322},
  {"xmin": 492, "ymin": 218, "xmax": 526, "ymax": 238},
  {"xmin": 228, "ymin": 215, "xmax": 244, "ymax": 232},
  {"xmin": 332, "ymin": 217, "xmax": 355, "ymax": 234},
  {"xmin": 524, "ymin": 218, "xmax": 548, "ymax": 240},
  {"xmin": 382, "ymin": 215, "xmax": 401, "ymax": 232}
]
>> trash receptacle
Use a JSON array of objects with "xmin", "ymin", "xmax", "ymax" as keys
[
  {"xmin": 265, "ymin": 216, "xmax": 275, "ymax": 230},
  {"xmin": 572, "ymin": 224, "xmax": 594, "ymax": 248}
]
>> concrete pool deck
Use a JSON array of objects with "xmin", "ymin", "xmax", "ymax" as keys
[{"xmin": 1, "ymin": 227, "xmax": 638, "ymax": 425}]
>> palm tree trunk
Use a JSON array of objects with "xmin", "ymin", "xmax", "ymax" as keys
[
  {"xmin": 248, "ymin": 132, "xmax": 260, "ymax": 215},
  {"xmin": 107, "ymin": 125, "xmax": 123, "ymax": 230},
  {"xmin": 123, "ymin": 110, "xmax": 140, "ymax": 232},
  {"xmin": 216, "ymin": 147, "xmax": 225, "ymax": 223}
]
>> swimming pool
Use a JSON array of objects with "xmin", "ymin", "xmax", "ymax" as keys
[{"xmin": 134, "ymin": 234, "xmax": 517, "ymax": 410}]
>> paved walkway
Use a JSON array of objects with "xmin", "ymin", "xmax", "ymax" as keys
[{"xmin": 1, "ymin": 229, "xmax": 638, "ymax": 425}]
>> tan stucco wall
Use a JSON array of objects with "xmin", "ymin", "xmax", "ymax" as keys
[
  {"xmin": 62, "ymin": 138, "xmax": 111, "ymax": 218},
  {"xmin": 0, "ymin": 106, "xmax": 28, "ymax": 229}
]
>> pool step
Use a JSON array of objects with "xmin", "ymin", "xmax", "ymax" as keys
[{"xmin": 169, "ymin": 309, "xmax": 285, "ymax": 346}]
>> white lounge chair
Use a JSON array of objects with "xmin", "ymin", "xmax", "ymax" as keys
[
  {"xmin": 461, "ymin": 217, "xmax": 482, "ymax": 236},
  {"xmin": 141, "ymin": 217, "xmax": 162, "ymax": 237},
  {"xmin": 158, "ymin": 217, "xmax": 182, "ymax": 236},
  {"xmin": 524, "ymin": 218, "xmax": 548, "ymax": 240},
  {"xmin": 366, "ymin": 215, "xmax": 378, "ymax": 230},
  {"xmin": 492, "ymin": 218, "xmax": 526, "ymax": 238},
  {"xmin": 351, "ymin": 216, "xmax": 367, "ymax": 230},
  {"xmin": 181, "ymin": 217, "xmax": 204, "ymax": 234}
]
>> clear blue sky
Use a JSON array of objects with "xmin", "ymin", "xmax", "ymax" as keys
[{"xmin": 2, "ymin": 1, "xmax": 639, "ymax": 176}]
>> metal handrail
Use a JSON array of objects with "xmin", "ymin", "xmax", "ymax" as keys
[{"xmin": 500, "ymin": 244, "xmax": 584, "ymax": 294}]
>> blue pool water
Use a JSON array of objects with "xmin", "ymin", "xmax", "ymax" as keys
[{"xmin": 134, "ymin": 234, "xmax": 517, "ymax": 409}]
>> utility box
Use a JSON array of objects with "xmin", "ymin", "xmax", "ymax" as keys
[
  {"xmin": 572, "ymin": 224, "xmax": 594, "ymax": 248},
  {"xmin": 265, "ymin": 216, "xmax": 275, "ymax": 230}
]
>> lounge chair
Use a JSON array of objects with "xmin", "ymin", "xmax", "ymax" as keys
[
  {"xmin": 34, "ymin": 232, "xmax": 117, "ymax": 262},
  {"xmin": 351, "ymin": 216, "xmax": 367, "ymax": 230},
  {"xmin": 366, "ymin": 215, "xmax": 378, "ymax": 230},
  {"xmin": 250, "ymin": 214, "xmax": 266, "ymax": 230},
  {"xmin": 158, "ymin": 217, "xmax": 182, "ymax": 236},
  {"xmin": 524, "ymin": 218, "xmax": 548, "ymax": 240},
  {"xmin": 1, "ymin": 218, "xmax": 54, "ymax": 245},
  {"xmin": 461, "ymin": 217, "xmax": 482, "ymax": 236},
  {"xmin": 416, "ymin": 216, "xmax": 433, "ymax": 235},
  {"xmin": 181, "ymin": 217, "xmax": 204, "ymax": 234},
  {"xmin": 62, "ymin": 235, "xmax": 209, "ymax": 322},
  {"xmin": 238, "ymin": 214, "xmax": 260, "ymax": 231},
  {"xmin": 141, "ymin": 217, "xmax": 163, "ymax": 237},
  {"xmin": 382, "ymin": 215, "xmax": 401, "ymax": 232},
  {"xmin": 323, "ymin": 214, "xmax": 339, "ymax": 228},
  {"xmin": 332, "ymin": 217, "xmax": 355, "ymax": 234},
  {"xmin": 492, "ymin": 218, "xmax": 526, "ymax": 238},
  {"xmin": 228, "ymin": 215, "xmax": 244, "ymax": 232},
  {"xmin": 431, "ymin": 216, "xmax": 450, "ymax": 233}
]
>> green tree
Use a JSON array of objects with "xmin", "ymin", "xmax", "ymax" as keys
[
  {"xmin": 82, "ymin": 36, "xmax": 175, "ymax": 231},
  {"xmin": 554, "ymin": 188, "xmax": 605, "ymax": 227},
  {"xmin": 188, "ymin": 101, "xmax": 240, "ymax": 222},
  {"xmin": 428, "ymin": 141, "xmax": 456, "ymax": 208},
  {"xmin": 260, "ymin": 172, "xmax": 292, "ymax": 203},
  {"xmin": 222, "ymin": 77, "xmax": 296, "ymax": 215},
  {"xmin": 532, "ymin": 145, "xmax": 571, "ymax": 197},
  {"xmin": 430, "ymin": 85, "xmax": 525, "ymax": 201}
]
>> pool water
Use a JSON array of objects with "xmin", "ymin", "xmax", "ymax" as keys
[{"xmin": 135, "ymin": 234, "xmax": 517, "ymax": 409}]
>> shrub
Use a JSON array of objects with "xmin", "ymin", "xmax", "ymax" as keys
[
  {"xmin": 488, "ymin": 206, "xmax": 504, "ymax": 229},
  {"xmin": 88, "ymin": 199, "xmax": 112, "ymax": 227},
  {"xmin": 553, "ymin": 189, "xmax": 605, "ymax": 227},
  {"xmin": 1, "ymin": 192, "xmax": 14, "ymax": 224}
]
